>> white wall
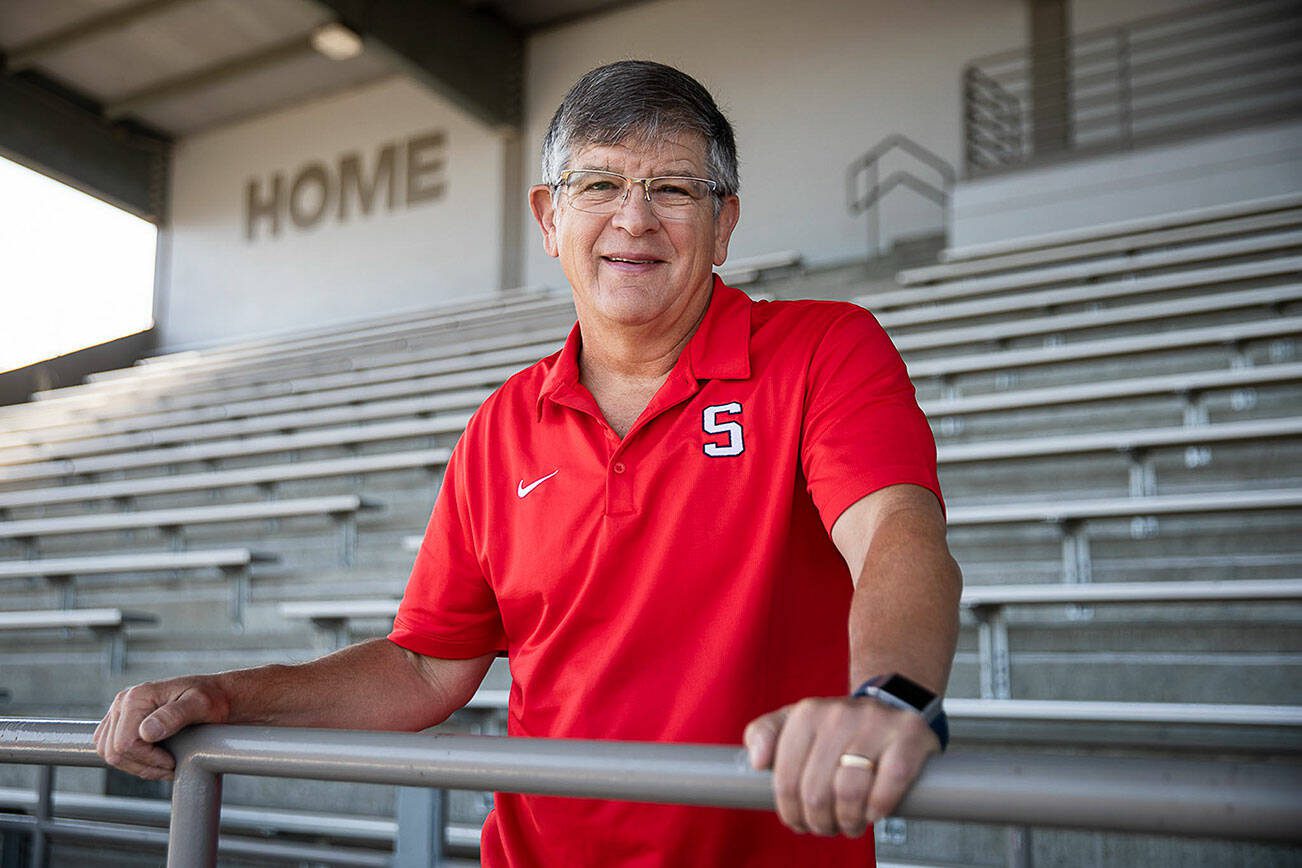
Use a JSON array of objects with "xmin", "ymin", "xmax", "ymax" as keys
[
  {"xmin": 520, "ymin": 0, "xmax": 1026, "ymax": 291},
  {"xmin": 162, "ymin": 76, "xmax": 504, "ymax": 350},
  {"xmin": 949, "ymin": 117, "xmax": 1302, "ymax": 249}
]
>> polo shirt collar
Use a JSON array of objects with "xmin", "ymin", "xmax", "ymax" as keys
[
  {"xmin": 536, "ymin": 321, "xmax": 586, "ymax": 420},
  {"xmin": 536, "ymin": 274, "xmax": 753, "ymax": 420},
  {"xmin": 685, "ymin": 275, "xmax": 752, "ymax": 381}
]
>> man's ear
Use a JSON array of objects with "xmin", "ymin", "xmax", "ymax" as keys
[
  {"xmin": 529, "ymin": 185, "xmax": 560, "ymax": 259},
  {"xmin": 712, "ymin": 195, "xmax": 741, "ymax": 266}
]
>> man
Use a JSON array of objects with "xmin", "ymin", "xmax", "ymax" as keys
[{"xmin": 96, "ymin": 60, "xmax": 961, "ymax": 866}]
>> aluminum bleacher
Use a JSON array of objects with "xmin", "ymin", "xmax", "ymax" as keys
[{"xmin": 1, "ymin": 197, "xmax": 1299, "ymax": 866}]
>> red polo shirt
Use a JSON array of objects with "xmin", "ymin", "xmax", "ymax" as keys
[{"xmin": 390, "ymin": 278, "xmax": 941, "ymax": 867}]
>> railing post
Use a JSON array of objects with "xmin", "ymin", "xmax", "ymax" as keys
[
  {"xmin": 166, "ymin": 755, "xmax": 221, "ymax": 868},
  {"xmin": 30, "ymin": 764, "xmax": 53, "ymax": 868},
  {"xmin": 976, "ymin": 605, "xmax": 1012, "ymax": 700},
  {"xmin": 867, "ymin": 160, "xmax": 880, "ymax": 258},
  {"xmin": 395, "ymin": 786, "xmax": 445, "ymax": 868},
  {"xmin": 1007, "ymin": 825, "xmax": 1033, "ymax": 868}
]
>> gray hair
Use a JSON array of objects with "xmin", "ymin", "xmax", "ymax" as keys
[{"xmin": 541, "ymin": 60, "xmax": 739, "ymax": 199}]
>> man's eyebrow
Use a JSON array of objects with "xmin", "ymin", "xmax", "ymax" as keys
[{"xmin": 572, "ymin": 162, "xmax": 703, "ymax": 177}]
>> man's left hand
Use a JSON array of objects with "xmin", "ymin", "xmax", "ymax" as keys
[{"xmin": 743, "ymin": 696, "xmax": 939, "ymax": 838}]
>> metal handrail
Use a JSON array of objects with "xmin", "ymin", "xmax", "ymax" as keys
[
  {"xmin": 846, "ymin": 134, "xmax": 956, "ymax": 257},
  {"xmin": 1, "ymin": 718, "xmax": 1300, "ymax": 867},
  {"xmin": 969, "ymin": 0, "xmax": 1294, "ymax": 66},
  {"xmin": 961, "ymin": 0, "xmax": 1302, "ymax": 173}
]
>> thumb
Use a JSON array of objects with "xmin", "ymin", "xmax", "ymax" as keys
[
  {"xmin": 138, "ymin": 687, "xmax": 216, "ymax": 743},
  {"xmin": 743, "ymin": 706, "xmax": 790, "ymax": 771}
]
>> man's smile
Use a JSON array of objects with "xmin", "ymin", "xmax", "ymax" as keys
[{"xmin": 600, "ymin": 253, "xmax": 666, "ymax": 272}]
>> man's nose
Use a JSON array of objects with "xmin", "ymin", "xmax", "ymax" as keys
[{"xmin": 610, "ymin": 183, "xmax": 660, "ymax": 233}]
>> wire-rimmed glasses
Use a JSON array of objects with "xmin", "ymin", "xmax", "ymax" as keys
[{"xmin": 555, "ymin": 169, "xmax": 719, "ymax": 219}]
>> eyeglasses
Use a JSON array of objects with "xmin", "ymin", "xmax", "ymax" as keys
[{"xmin": 555, "ymin": 169, "xmax": 719, "ymax": 219}]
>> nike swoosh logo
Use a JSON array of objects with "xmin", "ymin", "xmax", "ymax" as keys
[{"xmin": 517, "ymin": 469, "xmax": 559, "ymax": 499}]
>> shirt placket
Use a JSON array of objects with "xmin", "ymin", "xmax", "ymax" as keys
[{"xmin": 604, "ymin": 367, "xmax": 703, "ymax": 517}]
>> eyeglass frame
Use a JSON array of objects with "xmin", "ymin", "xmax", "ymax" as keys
[{"xmin": 552, "ymin": 169, "xmax": 721, "ymax": 218}]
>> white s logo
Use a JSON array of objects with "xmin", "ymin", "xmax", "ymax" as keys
[{"xmin": 703, "ymin": 402, "xmax": 744, "ymax": 457}]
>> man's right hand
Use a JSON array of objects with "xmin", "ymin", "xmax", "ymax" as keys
[{"xmin": 93, "ymin": 675, "xmax": 231, "ymax": 780}]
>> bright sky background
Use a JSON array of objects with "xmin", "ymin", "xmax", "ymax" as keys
[{"xmin": 0, "ymin": 155, "xmax": 157, "ymax": 374}]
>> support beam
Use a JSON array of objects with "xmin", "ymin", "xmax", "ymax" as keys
[
  {"xmin": 4, "ymin": 0, "xmax": 199, "ymax": 71},
  {"xmin": 1028, "ymin": 0, "xmax": 1071, "ymax": 156},
  {"xmin": 0, "ymin": 71, "xmax": 169, "ymax": 222},
  {"xmin": 313, "ymin": 0, "xmax": 523, "ymax": 130},
  {"xmin": 105, "ymin": 36, "xmax": 315, "ymax": 120}
]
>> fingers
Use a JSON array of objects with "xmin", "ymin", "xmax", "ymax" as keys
[
  {"xmin": 139, "ymin": 686, "xmax": 217, "ymax": 743},
  {"xmin": 864, "ymin": 715, "xmax": 937, "ymax": 824},
  {"xmin": 97, "ymin": 689, "xmax": 176, "ymax": 781},
  {"xmin": 770, "ymin": 700, "xmax": 819, "ymax": 834},
  {"xmin": 798, "ymin": 703, "xmax": 858, "ymax": 836},
  {"xmin": 95, "ymin": 679, "xmax": 221, "ymax": 781},
  {"xmin": 832, "ymin": 761, "xmax": 874, "ymax": 837},
  {"xmin": 743, "ymin": 706, "xmax": 788, "ymax": 770},
  {"xmin": 746, "ymin": 697, "xmax": 938, "ymax": 839}
]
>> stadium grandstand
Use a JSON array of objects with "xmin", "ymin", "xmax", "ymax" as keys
[{"xmin": 1, "ymin": 0, "xmax": 1300, "ymax": 865}]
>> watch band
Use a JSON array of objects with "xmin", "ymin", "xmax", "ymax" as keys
[{"xmin": 853, "ymin": 673, "xmax": 950, "ymax": 752}]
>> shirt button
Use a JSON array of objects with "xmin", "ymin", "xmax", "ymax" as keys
[{"xmin": 613, "ymin": 462, "xmax": 626, "ymax": 474}]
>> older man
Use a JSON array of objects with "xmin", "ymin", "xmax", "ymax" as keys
[{"xmin": 96, "ymin": 60, "xmax": 960, "ymax": 866}]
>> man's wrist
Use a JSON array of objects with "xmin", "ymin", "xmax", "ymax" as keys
[{"xmin": 852, "ymin": 673, "xmax": 949, "ymax": 752}]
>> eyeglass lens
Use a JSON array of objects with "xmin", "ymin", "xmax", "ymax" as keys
[{"xmin": 563, "ymin": 171, "xmax": 713, "ymax": 217}]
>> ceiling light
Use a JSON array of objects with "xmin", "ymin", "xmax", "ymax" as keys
[{"xmin": 311, "ymin": 23, "xmax": 363, "ymax": 61}]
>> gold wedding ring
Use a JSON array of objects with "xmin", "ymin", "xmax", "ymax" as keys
[{"xmin": 838, "ymin": 752, "xmax": 876, "ymax": 771}]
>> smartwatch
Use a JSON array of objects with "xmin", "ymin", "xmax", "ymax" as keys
[{"xmin": 853, "ymin": 673, "xmax": 949, "ymax": 752}]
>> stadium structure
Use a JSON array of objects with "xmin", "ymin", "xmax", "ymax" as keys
[{"xmin": 1, "ymin": 0, "xmax": 1300, "ymax": 865}]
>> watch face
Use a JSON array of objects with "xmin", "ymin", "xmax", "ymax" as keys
[{"xmin": 879, "ymin": 674, "xmax": 937, "ymax": 711}]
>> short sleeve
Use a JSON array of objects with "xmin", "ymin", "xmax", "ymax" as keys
[
  {"xmin": 800, "ymin": 306, "xmax": 943, "ymax": 534},
  {"xmin": 388, "ymin": 437, "xmax": 508, "ymax": 658}
]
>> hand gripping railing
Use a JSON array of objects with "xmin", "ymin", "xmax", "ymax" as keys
[{"xmin": 2, "ymin": 718, "xmax": 1301, "ymax": 866}]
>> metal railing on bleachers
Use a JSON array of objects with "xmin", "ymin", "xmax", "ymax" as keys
[
  {"xmin": 0, "ymin": 719, "xmax": 1297, "ymax": 868},
  {"xmin": 0, "ymin": 609, "xmax": 155, "ymax": 674},
  {"xmin": 934, "ymin": 192, "xmax": 1302, "ymax": 269},
  {"xmin": 960, "ymin": 578, "xmax": 1302, "ymax": 700},
  {"xmin": 873, "ymin": 250, "xmax": 1302, "ymax": 319},
  {"xmin": 0, "ymin": 495, "xmax": 379, "ymax": 568},
  {"xmin": 896, "ymin": 218, "xmax": 1302, "ymax": 291},
  {"xmin": 0, "ymin": 548, "xmax": 276, "ymax": 622}
]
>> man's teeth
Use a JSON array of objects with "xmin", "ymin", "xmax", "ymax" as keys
[{"xmin": 607, "ymin": 257, "xmax": 656, "ymax": 263}]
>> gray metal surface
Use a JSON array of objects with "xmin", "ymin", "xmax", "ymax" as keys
[
  {"xmin": 947, "ymin": 699, "xmax": 1302, "ymax": 726},
  {"xmin": 936, "ymin": 192, "xmax": 1302, "ymax": 267},
  {"xmin": 2, "ymin": 718, "xmax": 1300, "ymax": 855},
  {"xmin": 0, "ymin": 447, "xmax": 450, "ymax": 509},
  {"xmin": 894, "ymin": 283, "xmax": 1302, "ymax": 353},
  {"xmin": 922, "ymin": 361, "xmax": 1302, "ymax": 417},
  {"xmin": 0, "ymin": 493, "xmax": 378, "ymax": 537},
  {"xmin": 962, "ymin": 578, "xmax": 1302, "ymax": 607},
  {"xmin": 949, "ymin": 488, "xmax": 1302, "ymax": 525},
  {"xmin": 877, "ymin": 248, "xmax": 1302, "ymax": 319},
  {"xmin": 907, "ymin": 315, "xmax": 1301, "ymax": 378},
  {"xmin": 939, "ymin": 416, "xmax": 1302, "ymax": 463},
  {"xmin": 0, "ymin": 548, "xmax": 273, "ymax": 578},
  {"xmin": 890, "ymin": 225, "xmax": 1302, "ymax": 298}
]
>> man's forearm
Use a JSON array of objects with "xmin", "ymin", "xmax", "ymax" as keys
[
  {"xmin": 848, "ymin": 508, "xmax": 962, "ymax": 694},
  {"xmin": 212, "ymin": 638, "xmax": 484, "ymax": 731}
]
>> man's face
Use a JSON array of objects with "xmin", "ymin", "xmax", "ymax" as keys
[{"xmin": 529, "ymin": 133, "xmax": 740, "ymax": 331}]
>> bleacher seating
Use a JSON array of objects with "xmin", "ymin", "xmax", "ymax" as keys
[
  {"xmin": 1, "ymin": 195, "xmax": 1299, "ymax": 866},
  {"xmin": 0, "ymin": 608, "xmax": 156, "ymax": 674}
]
